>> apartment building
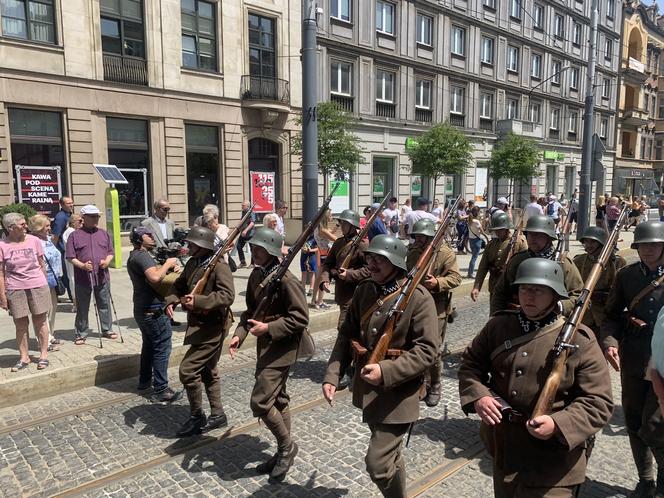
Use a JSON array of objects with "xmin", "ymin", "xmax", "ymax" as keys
[
  {"xmin": 317, "ymin": 0, "xmax": 621, "ymax": 209},
  {"xmin": 0, "ymin": 0, "xmax": 302, "ymax": 231}
]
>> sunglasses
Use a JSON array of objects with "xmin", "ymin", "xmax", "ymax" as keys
[{"xmin": 159, "ymin": 206, "xmax": 171, "ymax": 212}]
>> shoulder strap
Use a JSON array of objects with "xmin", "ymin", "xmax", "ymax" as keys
[
  {"xmin": 489, "ymin": 317, "xmax": 564, "ymax": 361},
  {"xmin": 359, "ymin": 287, "xmax": 401, "ymax": 330},
  {"xmin": 628, "ymin": 273, "xmax": 664, "ymax": 313}
]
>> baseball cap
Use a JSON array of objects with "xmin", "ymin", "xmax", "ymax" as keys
[
  {"xmin": 370, "ymin": 202, "xmax": 381, "ymax": 211},
  {"xmin": 497, "ymin": 197, "xmax": 508, "ymax": 205},
  {"xmin": 80, "ymin": 204, "xmax": 101, "ymax": 216},
  {"xmin": 130, "ymin": 227, "xmax": 153, "ymax": 244}
]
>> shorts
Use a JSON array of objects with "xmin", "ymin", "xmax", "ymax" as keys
[
  {"xmin": 6, "ymin": 286, "xmax": 51, "ymax": 319},
  {"xmin": 300, "ymin": 252, "xmax": 317, "ymax": 273},
  {"xmin": 569, "ymin": 212, "xmax": 577, "ymax": 223}
]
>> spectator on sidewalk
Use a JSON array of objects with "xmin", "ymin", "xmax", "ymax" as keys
[
  {"xmin": 466, "ymin": 206, "xmax": 489, "ymax": 279},
  {"xmin": 596, "ymin": 195, "xmax": 607, "ymax": 227},
  {"xmin": 141, "ymin": 198, "xmax": 175, "ymax": 249},
  {"xmin": 606, "ymin": 196, "xmax": 621, "ymax": 231},
  {"xmin": 455, "ymin": 199, "xmax": 469, "ymax": 254},
  {"xmin": 546, "ymin": 195, "xmax": 563, "ymax": 227},
  {"xmin": 262, "ymin": 213, "xmax": 287, "ymax": 256},
  {"xmin": 66, "ymin": 204, "xmax": 117, "ymax": 345},
  {"xmin": 201, "ymin": 204, "xmax": 231, "ymax": 260},
  {"xmin": 404, "ymin": 197, "xmax": 438, "ymax": 236},
  {"xmin": 382, "ymin": 197, "xmax": 400, "ymax": 234},
  {"xmin": 568, "ymin": 194, "xmax": 579, "ymax": 233},
  {"xmin": 431, "ymin": 199, "xmax": 443, "ymax": 219},
  {"xmin": 488, "ymin": 197, "xmax": 509, "ymax": 217},
  {"xmin": 399, "ymin": 198, "xmax": 412, "ymax": 237},
  {"xmin": 275, "ymin": 200, "xmax": 288, "ymax": 236},
  {"xmin": 51, "ymin": 196, "xmax": 74, "ymax": 302},
  {"xmin": 0, "ymin": 213, "xmax": 51, "ymax": 372},
  {"xmin": 236, "ymin": 200, "xmax": 256, "ymax": 268},
  {"xmin": 312, "ymin": 208, "xmax": 337, "ymax": 308},
  {"xmin": 62, "ymin": 214, "xmax": 83, "ymax": 312},
  {"xmin": 366, "ymin": 203, "xmax": 388, "ymax": 241},
  {"xmin": 524, "ymin": 194, "xmax": 544, "ymax": 223},
  {"xmin": 300, "ymin": 234, "xmax": 318, "ymax": 296}
]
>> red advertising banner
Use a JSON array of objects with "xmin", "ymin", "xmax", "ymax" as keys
[
  {"xmin": 250, "ymin": 171, "xmax": 275, "ymax": 213},
  {"xmin": 16, "ymin": 165, "xmax": 62, "ymax": 218}
]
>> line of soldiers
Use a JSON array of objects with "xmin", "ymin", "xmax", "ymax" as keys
[{"xmin": 159, "ymin": 205, "xmax": 664, "ymax": 497}]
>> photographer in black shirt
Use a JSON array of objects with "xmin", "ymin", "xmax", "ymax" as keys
[{"xmin": 127, "ymin": 227, "xmax": 182, "ymax": 403}]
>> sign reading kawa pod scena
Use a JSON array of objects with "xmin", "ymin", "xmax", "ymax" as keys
[{"xmin": 15, "ymin": 165, "xmax": 62, "ymax": 218}]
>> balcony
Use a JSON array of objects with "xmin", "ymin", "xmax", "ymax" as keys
[
  {"xmin": 496, "ymin": 119, "xmax": 543, "ymax": 138},
  {"xmin": 479, "ymin": 117, "xmax": 494, "ymax": 132},
  {"xmin": 622, "ymin": 107, "xmax": 649, "ymax": 126},
  {"xmin": 376, "ymin": 101, "xmax": 396, "ymax": 118},
  {"xmin": 103, "ymin": 54, "xmax": 148, "ymax": 86},
  {"xmin": 449, "ymin": 113, "xmax": 465, "ymax": 127},
  {"xmin": 330, "ymin": 94, "xmax": 354, "ymax": 113},
  {"xmin": 623, "ymin": 57, "xmax": 648, "ymax": 84},
  {"xmin": 240, "ymin": 76, "xmax": 290, "ymax": 113},
  {"xmin": 415, "ymin": 108, "xmax": 433, "ymax": 123},
  {"xmin": 549, "ymin": 129, "xmax": 560, "ymax": 140}
]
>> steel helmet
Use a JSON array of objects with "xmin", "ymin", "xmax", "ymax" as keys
[
  {"xmin": 512, "ymin": 258, "xmax": 568, "ymax": 298},
  {"xmin": 411, "ymin": 219, "xmax": 436, "ymax": 238},
  {"xmin": 364, "ymin": 234, "xmax": 408, "ymax": 271},
  {"xmin": 489, "ymin": 212, "xmax": 513, "ymax": 231},
  {"xmin": 185, "ymin": 226, "xmax": 216, "ymax": 251},
  {"xmin": 249, "ymin": 227, "xmax": 284, "ymax": 257},
  {"xmin": 337, "ymin": 209, "xmax": 361, "ymax": 228},
  {"xmin": 632, "ymin": 221, "xmax": 664, "ymax": 249},
  {"xmin": 580, "ymin": 226, "xmax": 607, "ymax": 247},
  {"xmin": 524, "ymin": 215, "xmax": 557, "ymax": 239}
]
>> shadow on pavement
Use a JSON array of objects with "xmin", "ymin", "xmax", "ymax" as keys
[
  {"xmin": 245, "ymin": 470, "xmax": 349, "ymax": 497},
  {"xmin": 123, "ymin": 401, "xmax": 191, "ymax": 439},
  {"xmin": 602, "ymin": 407, "xmax": 628, "ymax": 437},
  {"xmin": 288, "ymin": 359, "xmax": 328, "ymax": 384}
]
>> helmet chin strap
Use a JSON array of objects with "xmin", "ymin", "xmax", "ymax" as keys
[{"xmin": 524, "ymin": 301, "xmax": 559, "ymax": 322}]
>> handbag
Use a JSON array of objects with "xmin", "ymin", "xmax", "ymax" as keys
[{"xmin": 45, "ymin": 256, "xmax": 66, "ymax": 296}]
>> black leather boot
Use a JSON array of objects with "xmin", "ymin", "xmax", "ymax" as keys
[{"xmin": 176, "ymin": 412, "xmax": 206, "ymax": 438}]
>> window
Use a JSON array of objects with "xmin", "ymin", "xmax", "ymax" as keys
[
  {"xmin": 415, "ymin": 79, "xmax": 431, "ymax": 109},
  {"xmin": 531, "ymin": 53, "xmax": 542, "ymax": 78},
  {"xmin": 602, "ymin": 77, "xmax": 610, "ymax": 99},
  {"xmin": 483, "ymin": 0, "xmax": 496, "ymax": 9},
  {"xmin": 480, "ymin": 92, "xmax": 493, "ymax": 118},
  {"xmin": 451, "ymin": 86, "xmax": 465, "ymax": 114},
  {"xmin": 451, "ymin": 26, "xmax": 465, "ymax": 56},
  {"xmin": 570, "ymin": 67, "xmax": 579, "ymax": 89},
  {"xmin": 416, "ymin": 13, "xmax": 432, "ymax": 46},
  {"xmin": 186, "ymin": 124, "xmax": 220, "ymax": 225},
  {"xmin": 554, "ymin": 13, "xmax": 565, "ymax": 39},
  {"xmin": 331, "ymin": 0, "xmax": 350, "ymax": 22},
  {"xmin": 376, "ymin": 70, "xmax": 394, "ymax": 102},
  {"xmin": 249, "ymin": 13, "xmax": 276, "ymax": 79},
  {"xmin": 569, "ymin": 111, "xmax": 578, "ymax": 133},
  {"xmin": 605, "ymin": 38, "xmax": 613, "ymax": 61},
  {"xmin": 372, "ymin": 157, "xmax": 394, "ymax": 204},
  {"xmin": 1, "ymin": 0, "xmax": 55, "ymax": 44},
  {"xmin": 481, "ymin": 36, "xmax": 494, "ymax": 64},
  {"xmin": 100, "ymin": 0, "xmax": 145, "ymax": 58},
  {"xmin": 600, "ymin": 118, "xmax": 608, "ymax": 138},
  {"xmin": 607, "ymin": 0, "xmax": 615, "ymax": 19},
  {"xmin": 510, "ymin": 0, "xmax": 521, "ymax": 19},
  {"xmin": 330, "ymin": 60, "xmax": 352, "ymax": 95},
  {"xmin": 529, "ymin": 102, "xmax": 541, "ymax": 123},
  {"xmin": 573, "ymin": 22, "xmax": 581, "ymax": 46},
  {"xmin": 550, "ymin": 108, "xmax": 560, "ymax": 129},
  {"xmin": 533, "ymin": 4, "xmax": 544, "ymax": 30},
  {"xmin": 181, "ymin": 0, "xmax": 216, "ymax": 71},
  {"xmin": 507, "ymin": 98, "xmax": 519, "ymax": 119},
  {"xmin": 507, "ymin": 45, "xmax": 519, "ymax": 72},
  {"xmin": 376, "ymin": 1, "xmax": 394, "ymax": 35},
  {"xmin": 551, "ymin": 60, "xmax": 562, "ymax": 84}
]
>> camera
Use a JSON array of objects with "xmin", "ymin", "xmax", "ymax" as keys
[{"xmin": 154, "ymin": 228, "xmax": 189, "ymax": 265}]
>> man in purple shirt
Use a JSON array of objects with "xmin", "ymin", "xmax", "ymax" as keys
[{"xmin": 65, "ymin": 204, "xmax": 116, "ymax": 344}]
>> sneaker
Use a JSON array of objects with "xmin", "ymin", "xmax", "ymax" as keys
[
  {"xmin": 150, "ymin": 388, "xmax": 183, "ymax": 404},
  {"xmin": 177, "ymin": 412, "xmax": 207, "ymax": 437},
  {"xmin": 269, "ymin": 442, "xmax": 299, "ymax": 482},
  {"xmin": 202, "ymin": 412, "xmax": 228, "ymax": 432}
]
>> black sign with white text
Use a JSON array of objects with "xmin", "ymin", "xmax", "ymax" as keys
[{"xmin": 16, "ymin": 165, "xmax": 62, "ymax": 218}]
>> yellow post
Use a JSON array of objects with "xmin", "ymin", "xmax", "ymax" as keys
[{"xmin": 105, "ymin": 187, "xmax": 122, "ymax": 269}]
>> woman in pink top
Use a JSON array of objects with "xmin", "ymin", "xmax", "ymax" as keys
[{"xmin": 0, "ymin": 213, "xmax": 51, "ymax": 372}]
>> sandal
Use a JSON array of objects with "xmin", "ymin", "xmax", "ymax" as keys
[
  {"xmin": 102, "ymin": 332, "xmax": 118, "ymax": 340},
  {"xmin": 74, "ymin": 338, "xmax": 86, "ymax": 345},
  {"xmin": 50, "ymin": 338, "xmax": 62, "ymax": 345},
  {"xmin": 11, "ymin": 361, "xmax": 30, "ymax": 372},
  {"xmin": 47, "ymin": 344, "xmax": 60, "ymax": 352},
  {"xmin": 37, "ymin": 358, "xmax": 49, "ymax": 370}
]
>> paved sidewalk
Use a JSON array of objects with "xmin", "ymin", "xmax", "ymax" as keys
[{"xmin": 0, "ymin": 229, "xmax": 638, "ymax": 407}]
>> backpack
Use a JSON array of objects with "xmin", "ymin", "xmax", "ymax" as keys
[{"xmin": 547, "ymin": 202, "xmax": 555, "ymax": 216}]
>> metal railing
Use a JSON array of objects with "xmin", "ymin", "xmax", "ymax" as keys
[
  {"xmin": 449, "ymin": 113, "xmax": 465, "ymax": 127},
  {"xmin": 330, "ymin": 94, "xmax": 354, "ymax": 112},
  {"xmin": 415, "ymin": 108, "xmax": 432, "ymax": 122},
  {"xmin": 479, "ymin": 117, "xmax": 494, "ymax": 131},
  {"xmin": 103, "ymin": 54, "xmax": 148, "ymax": 86},
  {"xmin": 376, "ymin": 101, "xmax": 396, "ymax": 118},
  {"xmin": 240, "ymin": 75, "xmax": 290, "ymax": 104}
]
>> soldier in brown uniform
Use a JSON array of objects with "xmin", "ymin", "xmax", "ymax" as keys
[
  {"xmin": 323, "ymin": 234, "xmax": 438, "ymax": 498},
  {"xmin": 573, "ymin": 226, "xmax": 626, "ymax": 334},
  {"xmin": 165, "ymin": 226, "xmax": 235, "ymax": 437},
  {"xmin": 229, "ymin": 227, "xmax": 309, "ymax": 482},
  {"xmin": 601, "ymin": 221, "xmax": 664, "ymax": 498},
  {"xmin": 460, "ymin": 258, "xmax": 613, "ymax": 497},
  {"xmin": 490, "ymin": 214, "xmax": 583, "ymax": 316},
  {"xmin": 471, "ymin": 212, "xmax": 527, "ymax": 302},
  {"xmin": 406, "ymin": 218, "xmax": 461, "ymax": 406}
]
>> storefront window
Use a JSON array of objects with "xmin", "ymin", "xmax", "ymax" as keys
[
  {"xmin": 372, "ymin": 156, "xmax": 394, "ymax": 204},
  {"xmin": 546, "ymin": 164, "xmax": 557, "ymax": 195},
  {"xmin": 186, "ymin": 124, "xmax": 219, "ymax": 225}
]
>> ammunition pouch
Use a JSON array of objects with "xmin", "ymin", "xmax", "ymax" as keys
[
  {"xmin": 350, "ymin": 339, "xmax": 403, "ymax": 371},
  {"xmin": 623, "ymin": 314, "xmax": 652, "ymax": 337}
]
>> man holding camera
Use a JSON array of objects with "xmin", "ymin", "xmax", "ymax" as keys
[
  {"xmin": 141, "ymin": 198, "xmax": 175, "ymax": 250},
  {"xmin": 127, "ymin": 227, "xmax": 182, "ymax": 403}
]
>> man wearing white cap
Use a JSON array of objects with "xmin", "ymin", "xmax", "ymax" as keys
[{"xmin": 65, "ymin": 205, "xmax": 116, "ymax": 345}]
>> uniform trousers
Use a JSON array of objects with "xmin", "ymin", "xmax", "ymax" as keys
[
  {"xmin": 428, "ymin": 316, "xmax": 448, "ymax": 386},
  {"xmin": 366, "ymin": 422, "xmax": 410, "ymax": 498},
  {"xmin": 337, "ymin": 302, "xmax": 351, "ymax": 329},
  {"xmin": 250, "ymin": 367, "xmax": 292, "ymax": 451},
  {"xmin": 179, "ymin": 341, "xmax": 224, "ymax": 416},
  {"xmin": 493, "ymin": 467, "xmax": 579, "ymax": 497}
]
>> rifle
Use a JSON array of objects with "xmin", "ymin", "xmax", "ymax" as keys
[
  {"xmin": 191, "ymin": 201, "xmax": 257, "ymax": 295},
  {"xmin": 251, "ymin": 183, "xmax": 340, "ymax": 321},
  {"xmin": 553, "ymin": 213, "xmax": 572, "ymax": 262},
  {"xmin": 502, "ymin": 211, "xmax": 525, "ymax": 270},
  {"xmin": 339, "ymin": 192, "xmax": 391, "ymax": 270},
  {"xmin": 368, "ymin": 195, "xmax": 462, "ymax": 364},
  {"xmin": 531, "ymin": 203, "xmax": 629, "ymax": 419}
]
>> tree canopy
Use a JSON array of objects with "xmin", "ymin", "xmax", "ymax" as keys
[{"xmin": 489, "ymin": 132, "xmax": 541, "ymax": 183}]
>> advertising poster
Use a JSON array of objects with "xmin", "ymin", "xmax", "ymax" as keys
[
  {"xmin": 250, "ymin": 171, "xmax": 276, "ymax": 212},
  {"xmin": 411, "ymin": 176, "xmax": 422, "ymax": 197},
  {"xmin": 15, "ymin": 165, "xmax": 62, "ymax": 218},
  {"xmin": 373, "ymin": 175, "xmax": 385, "ymax": 197},
  {"xmin": 329, "ymin": 179, "xmax": 350, "ymax": 214},
  {"xmin": 474, "ymin": 167, "xmax": 488, "ymax": 207}
]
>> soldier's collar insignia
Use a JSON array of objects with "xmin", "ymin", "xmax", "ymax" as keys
[
  {"xmin": 380, "ymin": 280, "xmax": 400, "ymax": 296},
  {"xmin": 260, "ymin": 261, "xmax": 279, "ymax": 277},
  {"xmin": 529, "ymin": 245, "xmax": 555, "ymax": 260},
  {"xmin": 517, "ymin": 309, "xmax": 558, "ymax": 334},
  {"xmin": 639, "ymin": 262, "xmax": 664, "ymax": 277}
]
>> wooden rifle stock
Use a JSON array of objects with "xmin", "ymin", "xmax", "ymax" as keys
[
  {"xmin": 553, "ymin": 214, "xmax": 572, "ymax": 262},
  {"xmin": 368, "ymin": 195, "xmax": 462, "ymax": 364},
  {"xmin": 503, "ymin": 212, "xmax": 524, "ymax": 270},
  {"xmin": 531, "ymin": 204, "xmax": 630, "ymax": 418},
  {"xmin": 191, "ymin": 201, "xmax": 257, "ymax": 296},
  {"xmin": 339, "ymin": 192, "xmax": 392, "ymax": 270}
]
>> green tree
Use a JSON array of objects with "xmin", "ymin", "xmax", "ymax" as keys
[
  {"xmin": 489, "ymin": 133, "xmax": 541, "ymax": 200},
  {"xmin": 291, "ymin": 101, "xmax": 365, "ymax": 192},
  {"xmin": 406, "ymin": 122, "xmax": 473, "ymax": 195},
  {"xmin": 0, "ymin": 203, "xmax": 38, "ymax": 234}
]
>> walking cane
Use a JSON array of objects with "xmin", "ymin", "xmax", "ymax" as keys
[
  {"xmin": 89, "ymin": 271, "xmax": 104, "ymax": 349},
  {"xmin": 107, "ymin": 284, "xmax": 124, "ymax": 344}
]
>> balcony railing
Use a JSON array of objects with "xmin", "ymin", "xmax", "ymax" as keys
[
  {"xmin": 449, "ymin": 113, "xmax": 465, "ymax": 127},
  {"xmin": 549, "ymin": 129, "xmax": 560, "ymax": 139},
  {"xmin": 415, "ymin": 108, "xmax": 432, "ymax": 123},
  {"xmin": 103, "ymin": 54, "xmax": 148, "ymax": 86},
  {"xmin": 330, "ymin": 93, "xmax": 354, "ymax": 112},
  {"xmin": 479, "ymin": 117, "xmax": 494, "ymax": 131},
  {"xmin": 376, "ymin": 101, "xmax": 396, "ymax": 118},
  {"xmin": 240, "ymin": 75, "xmax": 290, "ymax": 104}
]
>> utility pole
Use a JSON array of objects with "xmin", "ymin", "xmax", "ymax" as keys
[
  {"xmin": 301, "ymin": 0, "xmax": 318, "ymax": 226},
  {"xmin": 578, "ymin": 0, "xmax": 598, "ymax": 238}
]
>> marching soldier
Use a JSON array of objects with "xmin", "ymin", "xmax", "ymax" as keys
[
  {"xmin": 165, "ymin": 226, "xmax": 234, "ymax": 437},
  {"xmin": 459, "ymin": 258, "xmax": 613, "ymax": 497},
  {"xmin": 323, "ymin": 234, "xmax": 438, "ymax": 498},
  {"xmin": 229, "ymin": 228, "xmax": 308, "ymax": 482},
  {"xmin": 573, "ymin": 226, "xmax": 626, "ymax": 334},
  {"xmin": 406, "ymin": 219, "xmax": 461, "ymax": 406},
  {"xmin": 601, "ymin": 221, "xmax": 664, "ymax": 497},
  {"xmin": 471, "ymin": 212, "xmax": 527, "ymax": 302},
  {"xmin": 490, "ymin": 214, "xmax": 583, "ymax": 315}
]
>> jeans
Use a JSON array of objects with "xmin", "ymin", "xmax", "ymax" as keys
[
  {"xmin": 468, "ymin": 237, "xmax": 482, "ymax": 277},
  {"xmin": 456, "ymin": 221, "xmax": 468, "ymax": 251},
  {"xmin": 135, "ymin": 311, "xmax": 173, "ymax": 392},
  {"xmin": 236, "ymin": 236, "xmax": 250, "ymax": 265},
  {"xmin": 75, "ymin": 280, "xmax": 112, "ymax": 339}
]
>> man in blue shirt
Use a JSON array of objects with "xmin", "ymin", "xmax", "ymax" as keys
[
  {"xmin": 366, "ymin": 203, "xmax": 388, "ymax": 241},
  {"xmin": 51, "ymin": 196, "xmax": 74, "ymax": 301}
]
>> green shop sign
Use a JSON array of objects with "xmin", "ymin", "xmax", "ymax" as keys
[
  {"xmin": 405, "ymin": 137, "xmax": 419, "ymax": 151},
  {"xmin": 544, "ymin": 151, "xmax": 565, "ymax": 161}
]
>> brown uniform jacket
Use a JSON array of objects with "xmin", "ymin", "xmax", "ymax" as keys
[
  {"xmin": 323, "ymin": 279, "xmax": 438, "ymax": 424},
  {"xmin": 234, "ymin": 268, "xmax": 309, "ymax": 369},
  {"xmin": 406, "ymin": 244, "xmax": 461, "ymax": 316},
  {"xmin": 165, "ymin": 258, "xmax": 235, "ymax": 345},
  {"xmin": 490, "ymin": 250, "xmax": 583, "ymax": 316},
  {"xmin": 459, "ymin": 312, "xmax": 613, "ymax": 487},
  {"xmin": 320, "ymin": 235, "xmax": 371, "ymax": 305},
  {"xmin": 473, "ymin": 235, "xmax": 528, "ymax": 293}
]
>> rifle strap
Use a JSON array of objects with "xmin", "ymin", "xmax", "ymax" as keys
[
  {"xmin": 360, "ymin": 288, "xmax": 401, "ymax": 331},
  {"xmin": 489, "ymin": 317, "xmax": 564, "ymax": 361},
  {"xmin": 628, "ymin": 273, "xmax": 664, "ymax": 314}
]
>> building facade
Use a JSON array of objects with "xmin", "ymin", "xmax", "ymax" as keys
[
  {"xmin": 317, "ymin": 0, "xmax": 621, "ymax": 209},
  {"xmin": 0, "ymin": 0, "xmax": 303, "ymax": 232}
]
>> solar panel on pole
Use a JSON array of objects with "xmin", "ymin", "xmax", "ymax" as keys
[{"xmin": 93, "ymin": 164, "xmax": 129, "ymax": 184}]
